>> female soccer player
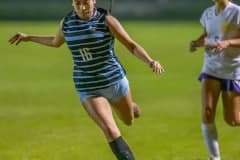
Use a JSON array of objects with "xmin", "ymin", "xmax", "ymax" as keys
[
  {"xmin": 9, "ymin": 0, "xmax": 164, "ymax": 159},
  {"xmin": 190, "ymin": 0, "xmax": 240, "ymax": 159}
]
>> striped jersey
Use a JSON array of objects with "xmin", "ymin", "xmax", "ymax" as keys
[{"xmin": 62, "ymin": 8, "xmax": 126, "ymax": 92}]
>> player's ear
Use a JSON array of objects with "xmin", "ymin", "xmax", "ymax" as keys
[{"xmin": 93, "ymin": 0, "xmax": 96, "ymax": 5}]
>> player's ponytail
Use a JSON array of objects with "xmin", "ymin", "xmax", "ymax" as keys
[{"xmin": 108, "ymin": 0, "xmax": 113, "ymax": 14}]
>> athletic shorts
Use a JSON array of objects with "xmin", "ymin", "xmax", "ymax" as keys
[
  {"xmin": 198, "ymin": 73, "xmax": 240, "ymax": 93},
  {"xmin": 77, "ymin": 76, "xmax": 130, "ymax": 102}
]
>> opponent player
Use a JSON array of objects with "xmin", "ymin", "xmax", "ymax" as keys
[{"xmin": 190, "ymin": 0, "xmax": 240, "ymax": 159}]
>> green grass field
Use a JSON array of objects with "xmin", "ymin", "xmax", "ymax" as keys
[{"xmin": 0, "ymin": 21, "xmax": 239, "ymax": 160}]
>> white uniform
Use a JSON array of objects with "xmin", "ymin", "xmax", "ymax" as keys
[{"xmin": 200, "ymin": 2, "xmax": 240, "ymax": 80}]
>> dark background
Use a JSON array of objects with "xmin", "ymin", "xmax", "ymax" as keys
[
  {"xmin": 1, "ymin": 0, "xmax": 240, "ymax": 20},
  {"xmin": 0, "ymin": 0, "xmax": 224, "ymax": 20}
]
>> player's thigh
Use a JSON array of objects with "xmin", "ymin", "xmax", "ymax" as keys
[
  {"xmin": 201, "ymin": 78, "xmax": 221, "ymax": 121},
  {"xmin": 110, "ymin": 91, "xmax": 134, "ymax": 125},
  {"xmin": 222, "ymin": 91, "xmax": 240, "ymax": 124},
  {"xmin": 82, "ymin": 97, "xmax": 120, "ymax": 140}
]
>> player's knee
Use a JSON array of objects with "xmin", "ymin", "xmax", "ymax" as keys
[
  {"xmin": 123, "ymin": 117, "xmax": 133, "ymax": 126},
  {"xmin": 224, "ymin": 117, "xmax": 240, "ymax": 127},
  {"xmin": 202, "ymin": 106, "xmax": 215, "ymax": 123},
  {"xmin": 121, "ymin": 110, "xmax": 134, "ymax": 126}
]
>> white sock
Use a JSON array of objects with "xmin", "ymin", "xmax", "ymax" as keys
[
  {"xmin": 209, "ymin": 157, "xmax": 221, "ymax": 160},
  {"xmin": 201, "ymin": 123, "xmax": 221, "ymax": 159}
]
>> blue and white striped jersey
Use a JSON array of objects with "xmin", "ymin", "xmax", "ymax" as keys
[{"xmin": 62, "ymin": 8, "xmax": 126, "ymax": 92}]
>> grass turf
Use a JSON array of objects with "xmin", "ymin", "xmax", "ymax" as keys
[{"xmin": 0, "ymin": 21, "xmax": 239, "ymax": 160}]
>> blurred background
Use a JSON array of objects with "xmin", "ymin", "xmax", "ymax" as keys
[{"xmin": 0, "ymin": 0, "xmax": 217, "ymax": 20}]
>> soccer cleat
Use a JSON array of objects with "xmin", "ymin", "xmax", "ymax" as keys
[{"xmin": 133, "ymin": 103, "xmax": 141, "ymax": 118}]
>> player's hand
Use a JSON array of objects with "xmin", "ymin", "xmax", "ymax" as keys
[
  {"xmin": 149, "ymin": 60, "xmax": 164, "ymax": 75},
  {"xmin": 214, "ymin": 40, "xmax": 231, "ymax": 52},
  {"xmin": 189, "ymin": 38, "xmax": 205, "ymax": 53},
  {"xmin": 9, "ymin": 32, "xmax": 30, "ymax": 45},
  {"xmin": 190, "ymin": 41, "xmax": 198, "ymax": 52}
]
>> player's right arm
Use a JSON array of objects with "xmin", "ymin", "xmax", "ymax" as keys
[
  {"xmin": 189, "ymin": 29, "xmax": 207, "ymax": 52},
  {"xmin": 9, "ymin": 21, "xmax": 65, "ymax": 48}
]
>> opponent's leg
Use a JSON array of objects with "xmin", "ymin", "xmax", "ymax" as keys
[
  {"xmin": 222, "ymin": 91, "xmax": 240, "ymax": 126},
  {"xmin": 201, "ymin": 78, "xmax": 221, "ymax": 160}
]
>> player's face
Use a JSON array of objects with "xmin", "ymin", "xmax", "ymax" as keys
[{"xmin": 72, "ymin": 0, "xmax": 96, "ymax": 20}]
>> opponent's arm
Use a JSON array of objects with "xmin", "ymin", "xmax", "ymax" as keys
[
  {"xmin": 216, "ymin": 38, "xmax": 240, "ymax": 49},
  {"xmin": 211, "ymin": 27, "xmax": 240, "ymax": 51},
  {"xmin": 190, "ymin": 30, "xmax": 207, "ymax": 52},
  {"xmin": 9, "ymin": 21, "xmax": 65, "ymax": 48},
  {"xmin": 106, "ymin": 15, "xmax": 164, "ymax": 74}
]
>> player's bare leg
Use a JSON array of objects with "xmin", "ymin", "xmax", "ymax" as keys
[
  {"xmin": 82, "ymin": 97, "xmax": 120, "ymax": 141},
  {"xmin": 222, "ymin": 91, "xmax": 240, "ymax": 126},
  {"xmin": 82, "ymin": 97, "xmax": 135, "ymax": 160},
  {"xmin": 201, "ymin": 79, "xmax": 221, "ymax": 160},
  {"xmin": 111, "ymin": 91, "xmax": 141, "ymax": 125},
  {"xmin": 132, "ymin": 102, "xmax": 141, "ymax": 118}
]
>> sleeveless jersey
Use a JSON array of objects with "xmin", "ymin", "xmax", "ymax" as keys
[
  {"xmin": 62, "ymin": 8, "xmax": 126, "ymax": 92},
  {"xmin": 200, "ymin": 2, "xmax": 240, "ymax": 80}
]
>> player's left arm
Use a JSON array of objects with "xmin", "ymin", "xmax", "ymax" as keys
[{"xmin": 106, "ymin": 15, "xmax": 164, "ymax": 74}]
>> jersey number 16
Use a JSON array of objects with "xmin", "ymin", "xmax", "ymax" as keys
[{"xmin": 79, "ymin": 48, "xmax": 93, "ymax": 62}]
